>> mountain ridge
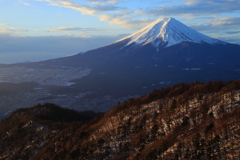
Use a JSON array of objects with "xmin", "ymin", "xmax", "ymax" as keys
[{"xmin": 0, "ymin": 80, "xmax": 240, "ymax": 159}]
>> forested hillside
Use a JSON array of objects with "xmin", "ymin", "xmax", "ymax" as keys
[{"xmin": 0, "ymin": 80, "xmax": 240, "ymax": 160}]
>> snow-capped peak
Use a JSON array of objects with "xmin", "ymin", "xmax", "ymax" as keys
[{"xmin": 118, "ymin": 17, "xmax": 225, "ymax": 50}]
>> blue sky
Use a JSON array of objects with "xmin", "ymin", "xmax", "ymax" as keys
[{"xmin": 0, "ymin": 0, "xmax": 240, "ymax": 63}]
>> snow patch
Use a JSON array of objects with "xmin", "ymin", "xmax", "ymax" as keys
[
  {"xmin": 182, "ymin": 68, "xmax": 201, "ymax": 70},
  {"xmin": 58, "ymin": 94, "xmax": 67, "ymax": 97},
  {"xmin": 65, "ymin": 52, "xmax": 81, "ymax": 57},
  {"xmin": 65, "ymin": 82, "xmax": 76, "ymax": 86},
  {"xmin": 34, "ymin": 88, "xmax": 42, "ymax": 90}
]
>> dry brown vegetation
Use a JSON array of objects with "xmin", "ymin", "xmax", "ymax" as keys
[{"xmin": 0, "ymin": 80, "xmax": 240, "ymax": 160}]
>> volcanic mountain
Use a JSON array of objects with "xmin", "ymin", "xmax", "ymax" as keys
[
  {"xmin": 117, "ymin": 17, "xmax": 225, "ymax": 49},
  {"xmin": 19, "ymin": 18, "xmax": 240, "ymax": 89},
  {"xmin": 1, "ymin": 17, "xmax": 240, "ymax": 114}
]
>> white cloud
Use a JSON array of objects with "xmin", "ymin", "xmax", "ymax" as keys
[
  {"xmin": 146, "ymin": 0, "xmax": 240, "ymax": 18},
  {"xmin": 187, "ymin": 17, "xmax": 240, "ymax": 45},
  {"xmin": 206, "ymin": 17, "xmax": 240, "ymax": 27},
  {"xmin": 21, "ymin": 2, "xmax": 31, "ymax": 6},
  {"xmin": 87, "ymin": 1, "xmax": 105, "ymax": 6},
  {"xmin": 0, "ymin": 24, "xmax": 9, "ymax": 26},
  {"xmin": 86, "ymin": 0, "xmax": 119, "ymax": 5},
  {"xmin": 184, "ymin": 0, "xmax": 201, "ymax": 6},
  {"xmin": 0, "ymin": 24, "xmax": 28, "ymax": 35},
  {"xmin": 46, "ymin": 26, "xmax": 105, "ymax": 32},
  {"xmin": 181, "ymin": 14, "xmax": 214, "ymax": 20},
  {"xmin": 36, "ymin": 0, "xmax": 119, "ymax": 15},
  {"xmin": 218, "ymin": 36, "xmax": 240, "ymax": 44},
  {"xmin": 189, "ymin": 19, "xmax": 240, "ymax": 33},
  {"xmin": 107, "ymin": 0, "xmax": 119, "ymax": 5},
  {"xmin": 9, "ymin": 27, "xmax": 28, "ymax": 32},
  {"xmin": 99, "ymin": 13, "xmax": 154, "ymax": 30},
  {"xmin": 0, "ymin": 27, "xmax": 13, "ymax": 34},
  {"xmin": 46, "ymin": 27, "xmax": 82, "ymax": 32},
  {"xmin": 225, "ymin": 31, "xmax": 240, "ymax": 34}
]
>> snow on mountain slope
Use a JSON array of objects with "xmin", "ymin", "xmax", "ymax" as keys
[{"xmin": 117, "ymin": 17, "xmax": 226, "ymax": 50}]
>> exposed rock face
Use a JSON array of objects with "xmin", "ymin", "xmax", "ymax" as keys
[{"xmin": 0, "ymin": 80, "xmax": 240, "ymax": 160}]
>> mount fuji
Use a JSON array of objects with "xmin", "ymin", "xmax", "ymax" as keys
[
  {"xmin": 1, "ymin": 17, "xmax": 240, "ymax": 113},
  {"xmin": 117, "ymin": 17, "xmax": 225, "ymax": 49}
]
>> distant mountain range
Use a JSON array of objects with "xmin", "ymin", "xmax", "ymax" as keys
[{"xmin": 0, "ymin": 17, "xmax": 240, "ymax": 116}]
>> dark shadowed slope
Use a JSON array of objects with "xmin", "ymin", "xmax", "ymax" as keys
[{"xmin": 0, "ymin": 80, "xmax": 240, "ymax": 159}]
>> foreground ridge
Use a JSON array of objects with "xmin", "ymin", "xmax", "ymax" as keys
[{"xmin": 0, "ymin": 80, "xmax": 240, "ymax": 159}]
